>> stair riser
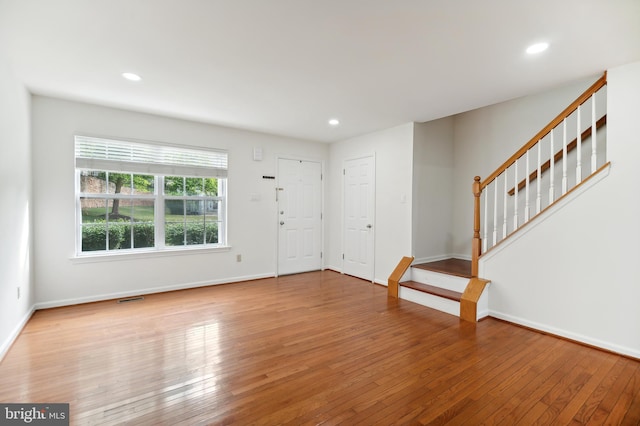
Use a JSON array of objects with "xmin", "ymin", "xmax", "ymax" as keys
[
  {"xmin": 410, "ymin": 268, "xmax": 468, "ymax": 293},
  {"xmin": 399, "ymin": 287, "xmax": 459, "ymax": 317}
]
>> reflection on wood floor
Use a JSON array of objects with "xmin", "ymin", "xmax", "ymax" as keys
[{"xmin": 1, "ymin": 270, "xmax": 638, "ymax": 425}]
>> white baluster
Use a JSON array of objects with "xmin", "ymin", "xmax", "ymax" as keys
[
  {"xmin": 576, "ymin": 105, "xmax": 582, "ymax": 184},
  {"xmin": 562, "ymin": 119, "xmax": 568, "ymax": 195},
  {"xmin": 503, "ymin": 171, "xmax": 508, "ymax": 239},
  {"xmin": 513, "ymin": 158, "xmax": 519, "ymax": 230},
  {"xmin": 525, "ymin": 150, "xmax": 530, "ymax": 222},
  {"xmin": 483, "ymin": 189, "xmax": 488, "ymax": 252},
  {"xmin": 536, "ymin": 141, "xmax": 542, "ymax": 214},
  {"xmin": 493, "ymin": 176, "xmax": 498, "ymax": 246},
  {"xmin": 591, "ymin": 93, "xmax": 597, "ymax": 173},
  {"xmin": 549, "ymin": 128, "xmax": 555, "ymax": 202}
]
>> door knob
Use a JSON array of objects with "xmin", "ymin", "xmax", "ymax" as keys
[
  {"xmin": 366, "ymin": 224, "xmax": 372, "ymax": 229},
  {"xmin": 280, "ymin": 221, "xmax": 285, "ymax": 225}
]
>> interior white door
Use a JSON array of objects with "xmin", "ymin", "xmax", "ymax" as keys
[
  {"xmin": 343, "ymin": 155, "xmax": 375, "ymax": 281},
  {"xmin": 277, "ymin": 159, "xmax": 322, "ymax": 275}
]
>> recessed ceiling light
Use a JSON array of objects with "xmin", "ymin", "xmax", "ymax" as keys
[
  {"xmin": 526, "ymin": 42, "xmax": 549, "ymax": 55},
  {"xmin": 122, "ymin": 72, "xmax": 142, "ymax": 81},
  {"xmin": 328, "ymin": 118, "xmax": 340, "ymax": 126}
]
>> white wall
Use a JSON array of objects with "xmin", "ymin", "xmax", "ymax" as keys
[
  {"xmin": 412, "ymin": 118, "xmax": 454, "ymax": 261},
  {"xmin": 480, "ymin": 60, "xmax": 640, "ymax": 358},
  {"xmin": 0, "ymin": 54, "xmax": 33, "ymax": 359},
  {"xmin": 31, "ymin": 96, "xmax": 328, "ymax": 307},
  {"xmin": 326, "ymin": 123, "xmax": 414, "ymax": 284},
  {"xmin": 451, "ymin": 76, "xmax": 598, "ymax": 257}
]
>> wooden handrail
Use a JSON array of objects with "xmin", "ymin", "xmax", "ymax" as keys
[
  {"xmin": 508, "ymin": 114, "xmax": 607, "ymax": 196},
  {"xmin": 471, "ymin": 72, "xmax": 607, "ymax": 277},
  {"xmin": 481, "ymin": 72, "xmax": 607, "ymax": 189}
]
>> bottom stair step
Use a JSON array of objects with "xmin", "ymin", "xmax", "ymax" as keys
[{"xmin": 400, "ymin": 281, "xmax": 462, "ymax": 302}]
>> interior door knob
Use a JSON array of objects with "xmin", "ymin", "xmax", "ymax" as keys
[
  {"xmin": 280, "ymin": 221, "xmax": 285, "ymax": 225},
  {"xmin": 366, "ymin": 224, "xmax": 372, "ymax": 229}
]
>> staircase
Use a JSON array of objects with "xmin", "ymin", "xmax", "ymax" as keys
[
  {"xmin": 471, "ymin": 72, "xmax": 608, "ymax": 275},
  {"xmin": 389, "ymin": 73, "xmax": 608, "ymax": 323},
  {"xmin": 388, "ymin": 257, "xmax": 490, "ymax": 322}
]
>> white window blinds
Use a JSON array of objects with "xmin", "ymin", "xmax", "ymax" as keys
[{"xmin": 75, "ymin": 136, "xmax": 228, "ymax": 178}]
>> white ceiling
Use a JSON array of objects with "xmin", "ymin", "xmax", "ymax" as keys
[{"xmin": 1, "ymin": 0, "xmax": 639, "ymax": 143}]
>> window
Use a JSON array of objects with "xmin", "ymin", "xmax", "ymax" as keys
[{"xmin": 75, "ymin": 136, "xmax": 227, "ymax": 255}]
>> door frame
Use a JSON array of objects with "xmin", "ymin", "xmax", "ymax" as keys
[
  {"xmin": 275, "ymin": 155, "xmax": 325, "ymax": 277},
  {"xmin": 342, "ymin": 153, "xmax": 376, "ymax": 282}
]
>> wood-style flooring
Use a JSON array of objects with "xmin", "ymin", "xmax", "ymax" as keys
[
  {"xmin": 412, "ymin": 259, "xmax": 473, "ymax": 279},
  {"xmin": 0, "ymin": 271, "xmax": 638, "ymax": 425}
]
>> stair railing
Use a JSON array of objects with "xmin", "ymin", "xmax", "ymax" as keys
[{"xmin": 471, "ymin": 72, "xmax": 608, "ymax": 277}]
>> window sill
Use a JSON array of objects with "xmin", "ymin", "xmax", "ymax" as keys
[{"xmin": 70, "ymin": 245, "xmax": 232, "ymax": 264}]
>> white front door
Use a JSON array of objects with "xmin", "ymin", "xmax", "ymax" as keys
[
  {"xmin": 343, "ymin": 155, "xmax": 375, "ymax": 281},
  {"xmin": 277, "ymin": 158, "xmax": 322, "ymax": 275}
]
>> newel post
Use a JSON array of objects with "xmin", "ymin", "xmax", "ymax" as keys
[{"xmin": 471, "ymin": 176, "xmax": 481, "ymax": 277}]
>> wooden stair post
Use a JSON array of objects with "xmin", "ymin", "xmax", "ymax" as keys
[
  {"xmin": 388, "ymin": 256, "xmax": 414, "ymax": 298},
  {"xmin": 471, "ymin": 176, "xmax": 481, "ymax": 278}
]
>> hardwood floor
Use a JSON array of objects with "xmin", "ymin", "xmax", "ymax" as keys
[
  {"xmin": 412, "ymin": 259, "xmax": 472, "ymax": 279},
  {"xmin": 1, "ymin": 271, "xmax": 638, "ymax": 425}
]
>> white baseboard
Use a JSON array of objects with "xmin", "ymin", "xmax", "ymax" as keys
[
  {"xmin": 374, "ymin": 278, "xmax": 387, "ymax": 286},
  {"xmin": 34, "ymin": 273, "xmax": 275, "ymax": 310},
  {"xmin": 450, "ymin": 253, "xmax": 472, "ymax": 261},
  {"xmin": 489, "ymin": 310, "xmax": 640, "ymax": 360},
  {"xmin": 477, "ymin": 308, "xmax": 490, "ymax": 320},
  {"xmin": 0, "ymin": 305, "xmax": 35, "ymax": 363},
  {"xmin": 412, "ymin": 254, "xmax": 472, "ymax": 264},
  {"xmin": 324, "ymin": 264, "xmax": 385, "ymax": 286},
  {"xmin": 412, "ymin": 254, "xmax": 451, "ymax": 264},
  {"xmin": 477, "ymin": 284, "xmax": 490, "ymax": 321}
]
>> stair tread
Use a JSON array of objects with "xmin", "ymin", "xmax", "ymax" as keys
[
  {"xmin": 413, "ymin": 258, "xmax": 472, "ymax": 278},
  {"xmin": 400, "ymin": 281, "xmax": 462, "ymax": 302}
]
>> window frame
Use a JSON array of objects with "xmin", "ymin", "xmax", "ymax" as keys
[
  {"xmin": 77, "ymin": 172, "xmax": 157, "ymax": 253},
  {"xmin": 74, "ymin": 136, "xmax": 228, "ymax": 257},
  {"xmin": 158, "ymin": 176, "xmax": 227, "ymax": 248}
]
